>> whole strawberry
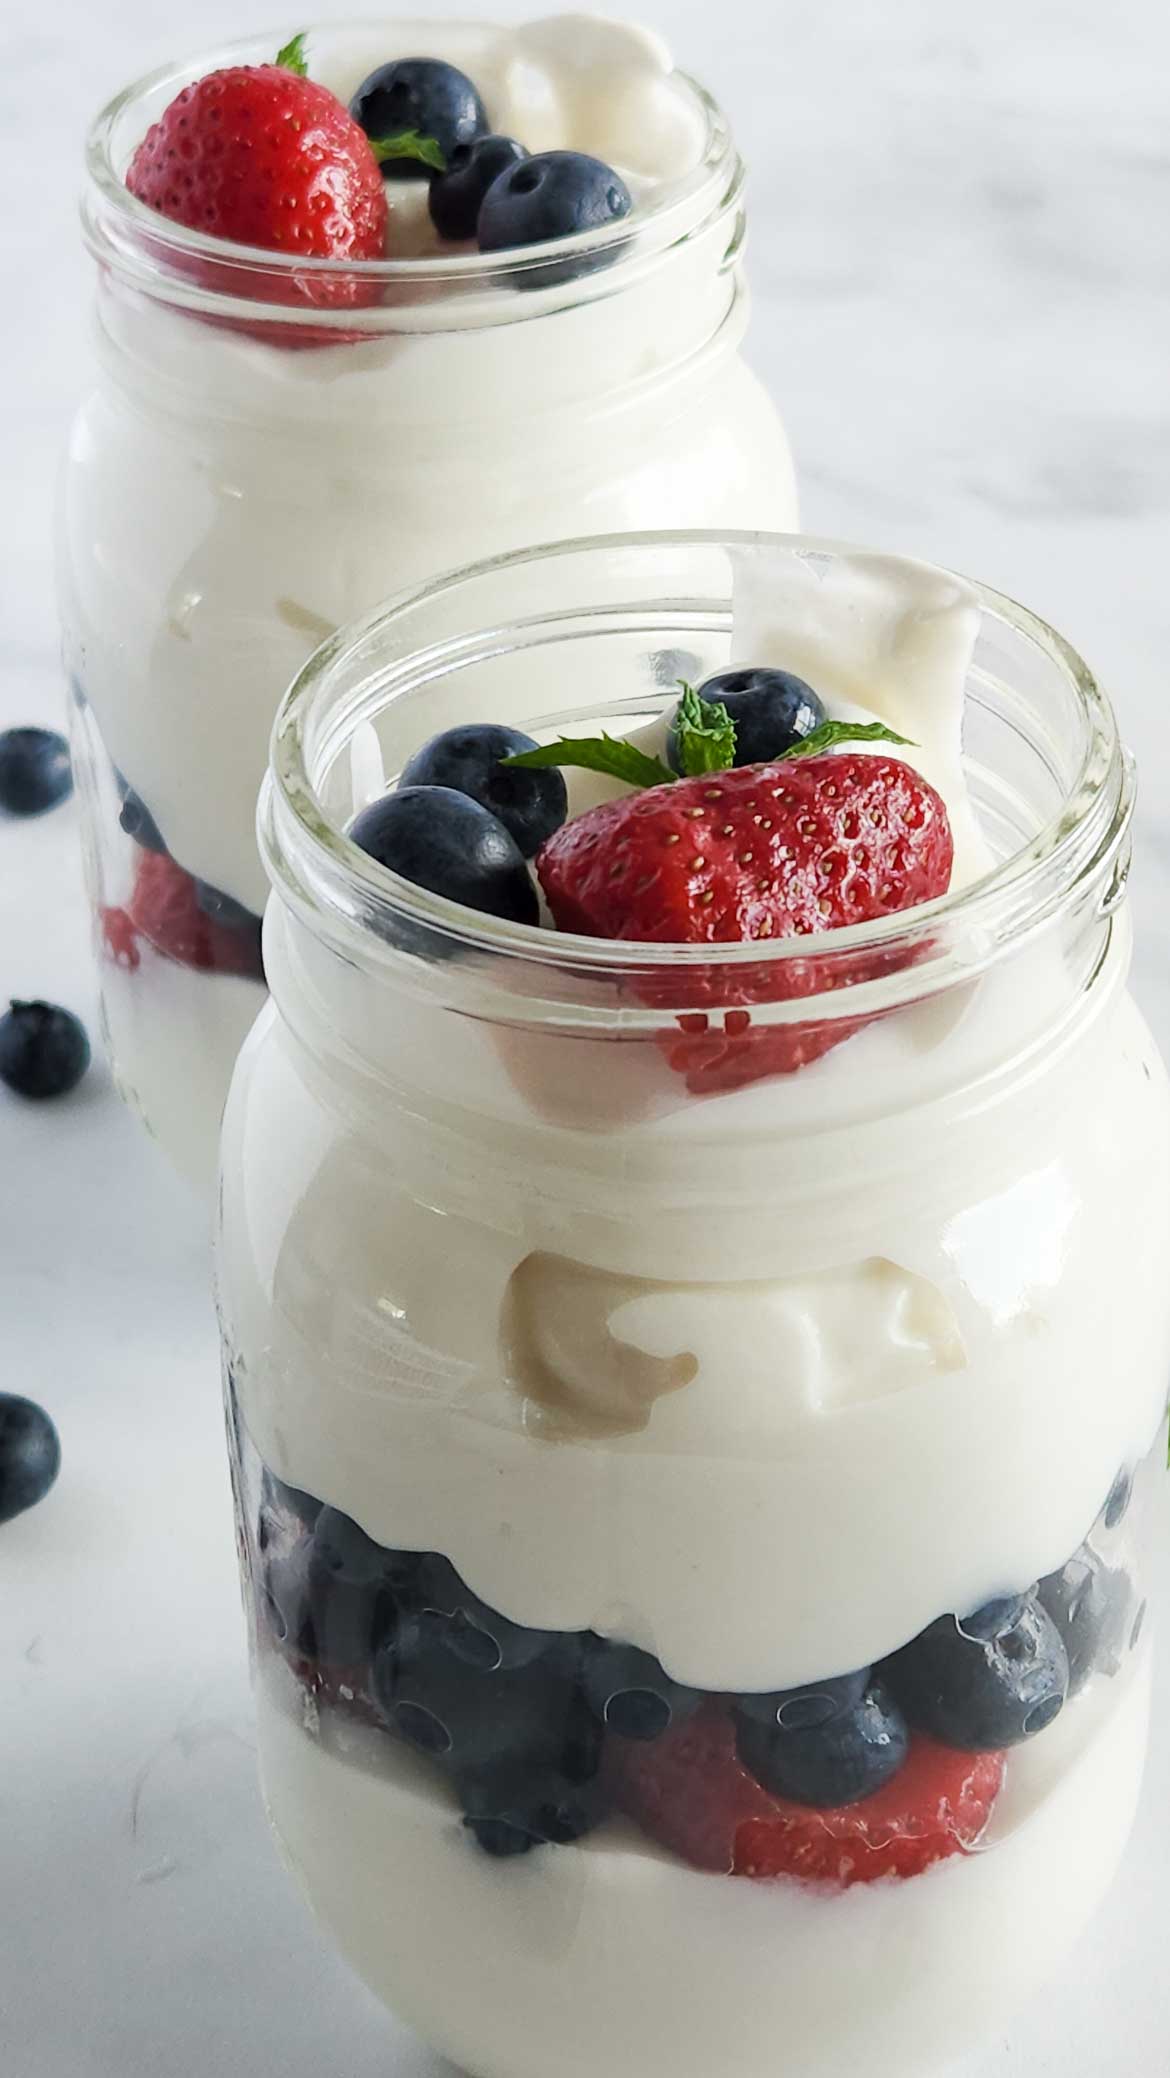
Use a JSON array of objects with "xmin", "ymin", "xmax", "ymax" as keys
[
  {"xmin": 125, "ymin": 39, "xmax": 387, "ymax": 311},
  {"xmin": 536, "ymin": 754, "xmax": 953, "ymax": 1091}
]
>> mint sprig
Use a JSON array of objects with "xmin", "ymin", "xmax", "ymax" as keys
[
  {"xmin": 371, "ymin": 131, "xmax": 448, "ymax": 173},
  {"xmin": 503, "ymin": 700, "xmax": 914, "ymax": 795},
  {"xmin": 503, "ymin": 735, "xmax": 674, "ymax": 790},
  {"xmin": 275, "ymin": 32, "xmax": 309, "ymax": 76},
  {"xmin": 672, "ymin": 682, "xmax": 736, "ymax": 776},
  {"xmin": 781, "ymin": 719, "xmax": 914, "ymax": 758}
]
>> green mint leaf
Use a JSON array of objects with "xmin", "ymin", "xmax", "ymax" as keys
[
  {"xmin": 782, "ymin": 719, "xmax": 915, "ymax": 760},
  {"xmin": 672, "ymin": 681, "xmax": 737, "ymax": 777},
  {"xmin": 275, "ymin": 32, "xmax": 309, "ymax": 76},
  {"xmin": 503, "ymin": 736, "xmax": 674, "ymax": 791},
  {"xmin": 370, "ymin": 131, "xmax": 448, "ymax": 174}
]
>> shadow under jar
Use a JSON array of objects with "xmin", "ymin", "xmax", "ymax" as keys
[
  {"xmin": 217, "ymin": 534, "xmax": 1170, "ymax": 2078},
  {"xmin": 59, "ymin": 20, "xmax": 797, "ymax": 1194}
]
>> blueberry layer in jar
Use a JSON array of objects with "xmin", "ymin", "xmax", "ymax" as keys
[
  {"xmin": 218, "ymin": 535, "xmax": 1170, "ymax": 2078},
  {"xmin": 59, "ymin": 18, "xmax": 797, "ymax": 1193}
]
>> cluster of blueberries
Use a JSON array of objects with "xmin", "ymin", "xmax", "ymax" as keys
[
  {"xmin": 0, "ymin": 728, "xmax": 89, "ymax": 1100},
  {"xmin": 348, "ymin": 55, "xmax": 632, "ymax": 267},
  {"xmin": 258, "ymin": 1462, "xmax": 1140, "ymax": 1860},
  {"xmin": 0, "ymin": 727, "xmax": 82, "ymax": 1524},
  {"xmin": 349, "ymin": 667, "xmax": 827, "ymax": 929}
]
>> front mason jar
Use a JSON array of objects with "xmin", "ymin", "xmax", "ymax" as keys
[
  {"xmin": 59, "ymin": 21, "xmax": 797, "ymax": 1194},
  {"xmin": 217, "ymin": 536, "xmax": 1170, "ymax": 2078}
]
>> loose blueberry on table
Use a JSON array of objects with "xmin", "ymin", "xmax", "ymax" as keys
[
  {"xmin": 0, "ymin": 1394, "xmax": 61, "ymax": 1524},
  {"xmin": 0, "ymin": 728, "xmax": 73, "ymax": 817},
  {"xmin": 0, "ymin": 1001, "xmax": 90, "ymax": 1100}
]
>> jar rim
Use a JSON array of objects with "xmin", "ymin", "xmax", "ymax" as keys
[
  {"xmin": 262, "ymin": 531, "xmax": 1131, "ymax": 1013},
  {"xmin": 81, "ymin": 20, "xmax": 740, "ymax": 328}
]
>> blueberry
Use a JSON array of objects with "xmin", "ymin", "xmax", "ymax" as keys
[
  {"xmin": 0, "ymin": 1394, "xmax": 61, "ymax": 1524},
  {"xmin": 955, "ymin": 1594, "xmax": 1031, "ymax": 1643},
  {"xmin": 194, "ymin": 880, "xmax": 259, "ymax": 934},
  {"xmin": 350, "ymin": 785, "xmax": 538, "ymax": 928},
  {"xmin": 117, "ymin": 783, "xmax": 167, "ymax": 854},
  {"xmin": 736, "ymin": 1681, "xmax": 909, "ymax": 1807},
  {"xmin": 415, "ymin": 1553, "xmax": 560, "ymax": 1672},
  {"xmin": 399, "ymin": 724, "xmax": 567, "ymax": 859},
  {"xmin": 581, "ymin": 1637, "xmax": 702, "ymax": 1740},
  {"xmin": 0, "ymin": 1001, "xmax": 90, "ymax": 1100},
  {"xmin": 668, "ymin": 668, "xmax": 826, "ymax": 773},
  {"xmin": 311, "ymin": 1563, "xmax": 398, "ymax": 1670},
  {"xmin": 882, "ymin": 1595, "xmax": 1068, "ymax": 1749},
  {"xmin": 374, "ymin": 1615, "xmax": 582, "ymax": 1774},
  {"xmin": 1102, "ymin": 1468, "xmax": 1134, "ymax": 1531},
  {"xmin": 0, "ymin": 728, "xmax": 73, "ymax": 816},
  {"xmin": 430, "ymin": 135, "xmax": 527, "ymax": 241},
  {"xmin": 350, "ymin": 58, "xmax": 487, "ymax": 178},
  {"xmin": 478, "ymin": 152, "xmax": 632, "ymax": 268},
  {"xmin": 461, "ymin": 1741, "xmax": 607, "ymax": 1855},
  {"xmin": 737, "ymin": 1668, "xmax": 871, "ymax": 1733},
  {"xmin": 1038, "ymin": 1552, "xmax": 1131, "ymax": 1696}
]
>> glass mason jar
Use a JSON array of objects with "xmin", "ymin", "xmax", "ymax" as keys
[
  {"xmin": 218, "ymin": 535, "xmax": 1170, "ymax": 2078},
  {"xmin": 59, "ymin": 23, "xmax": 797, "ymax": 1195}
]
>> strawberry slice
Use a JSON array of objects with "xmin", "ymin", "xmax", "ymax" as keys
[
  {"xmin": 536, "ymin": 755, "xmax": 953, "ymax": 1091},
  {"xmin": 605, "ymin": 1703, "xmax": 1003, "ymax": 1887},
  {"xmin": 100, "ymin": 851, "xmax": 263, "ymax": 983}
]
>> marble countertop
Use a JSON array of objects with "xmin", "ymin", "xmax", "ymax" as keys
[{"xmin": 2, "ymin": 1, "xmax": 1168, "ymax": 2073}]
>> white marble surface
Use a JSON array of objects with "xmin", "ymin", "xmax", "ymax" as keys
[{"xmin": 2, "ymin": 1, "xmax": 1169, "ymax": 2073}]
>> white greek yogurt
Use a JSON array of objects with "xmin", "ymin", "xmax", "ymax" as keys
[
  {"xmin": 256, "ymin": 1652, "xmax": 1151, "ymax": 2078},
  {"xmin": 224, "ymin": 543, "xmax": 1170, "ymax": 1692}
]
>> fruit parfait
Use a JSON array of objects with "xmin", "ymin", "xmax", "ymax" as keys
[
  {"xmin": 218, "ymin": 535, "xmax": 1170, "ymax": 2078},
  {"xmin": 60, "ymin": 17, "xmax": 797, "ymax": 1192}
]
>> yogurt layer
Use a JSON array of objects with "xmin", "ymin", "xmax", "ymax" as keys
[{"xmin": 256, "ymin": 1653, "xmax": 1151, "ymax": 2078}]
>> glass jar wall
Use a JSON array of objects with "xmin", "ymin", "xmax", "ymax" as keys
[{"xmin": 218, "ymin": 535, "xmax": 1170, "ymax": 2078}]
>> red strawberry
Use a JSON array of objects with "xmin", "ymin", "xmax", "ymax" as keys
[
  {"xmin": 536, "ymin": 755, "xmax": 953, "ymax": 1091},
  {"xmin": 605, "ymin": 1702, "xmax": 1003, "ymax": 1887},
  {"xmin": 100, "ymin": 851, "xmax": 264, "ymax": 982},
  {"xmin": 125, "ymin": 60, "xmax": 388, "ymax": 312}
]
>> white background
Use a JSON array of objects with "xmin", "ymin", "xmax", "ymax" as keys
[{"xmin": 2, "ymin": 2, "xmax": 1168, "ymax": 2073}]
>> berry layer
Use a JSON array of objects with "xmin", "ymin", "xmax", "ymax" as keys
[{"xmin": 255, "ymin": 1651, "xmax": 1150, "ymax": 2078}]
